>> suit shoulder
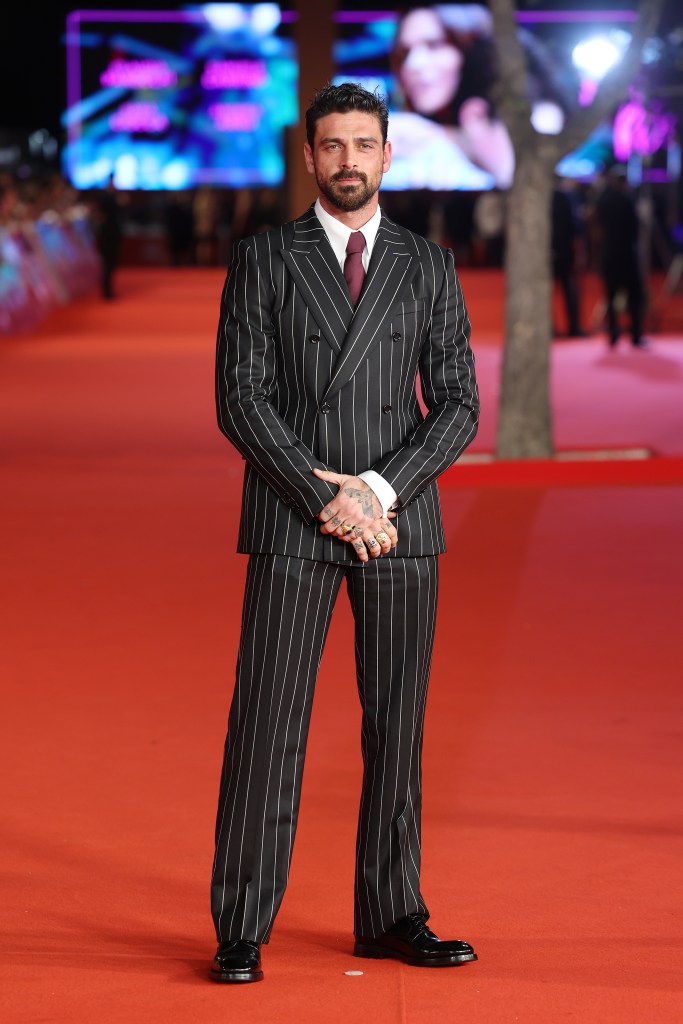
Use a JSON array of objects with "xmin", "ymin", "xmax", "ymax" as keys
[
  {"xmin": 383, "ymin": 216, "xmax": 452, "ymax": 265},
  {"xmin": 236, "ymin": 220, "xmax": 295, "ymax": 255}
]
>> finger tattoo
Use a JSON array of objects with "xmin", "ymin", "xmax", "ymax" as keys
[
  {"xmin": 353, "ymin": 540, "xmax": 365, "ymax": 552},
  {"xmin": 331, "ymin": 516, "xmax": 342, "ymax": 527}
]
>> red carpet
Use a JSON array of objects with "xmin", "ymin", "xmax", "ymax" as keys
[{"xmin": 1, "ymin": 269, "xmax": 681, "ymax": 1022}]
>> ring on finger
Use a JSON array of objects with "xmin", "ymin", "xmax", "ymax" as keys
[
  {"xmin": 342, "ymin": 522, "xmax": 354, "ymax": 536},
  {"xmin": 375, "ymin": 531, "xmax": 389, "ymax": 543}
]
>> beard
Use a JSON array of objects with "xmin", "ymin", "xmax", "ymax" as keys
[{"xmin": 317, "ymin": 169, "xmax": 381, "ymax": 212}]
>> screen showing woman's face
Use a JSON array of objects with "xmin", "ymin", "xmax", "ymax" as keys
[{"xmin": 396, "ymin": 9, "xmax": 464, "ymax": 116}]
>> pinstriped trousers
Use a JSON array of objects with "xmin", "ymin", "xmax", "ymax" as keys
[{"xmin": 210, "ymin": 553, "xmax": 438, "ymax": 944}]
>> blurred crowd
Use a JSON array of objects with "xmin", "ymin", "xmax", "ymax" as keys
[
  {"xmin": 0, "ymin": 172, "xmax": 99, "ymax": 333},
  {"xmin": 0, "ymin": 168, "xmax": 677, "ymax": 344}
]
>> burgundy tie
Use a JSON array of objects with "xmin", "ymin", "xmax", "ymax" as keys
[{"xmin": 344, "ymin": 231, "xmax": 366, "ymax": 306}]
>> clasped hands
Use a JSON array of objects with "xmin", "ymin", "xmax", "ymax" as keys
[{"xmin": 313, "ymin": 469, "xmax": 398, "ymax": 563}]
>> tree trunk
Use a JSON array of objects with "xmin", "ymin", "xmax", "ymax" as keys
[
  {"xmin": 488, "ymin": 0, "xmax": 663, "ymax": 461},
  {"xmin": 497, "ymin": 150, "xmax": 555, "ymax": 458}
]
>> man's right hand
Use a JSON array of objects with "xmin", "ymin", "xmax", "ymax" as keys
[{"xmin": 340, "ymin": 516, "xmax": 398, "ymax": 563}]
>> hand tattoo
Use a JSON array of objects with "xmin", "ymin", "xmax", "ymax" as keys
[
  {"xmin": 343, "ymin": 486, "xmax": 377, "ymax": 519},
  {"xmin": 331, "ymin": 516, "xmax": 342, "ymax": 527}
]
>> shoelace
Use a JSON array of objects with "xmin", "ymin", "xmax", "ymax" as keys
[
  {"xmin": 218, "ymin": 939, "xmax": 259, "ymax": 955},
  {"xmin": 402, "ymin": 914, "xmax": 438, "ymax": 940}
]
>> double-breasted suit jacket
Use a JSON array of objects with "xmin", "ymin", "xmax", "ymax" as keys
[{"xmin": 215, "ymin": 205, "xmax": 479, "ymax": 560}]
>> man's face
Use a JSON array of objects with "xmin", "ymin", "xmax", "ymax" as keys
[{"xmin": 304, "ymin": 111, "xmax": 392, "ymax": 213}]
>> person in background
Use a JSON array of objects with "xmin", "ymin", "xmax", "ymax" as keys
[
  {"xmin": 193, "ymin": 186, "xmax": 219, "ymax": 265},
  {"xmin": 552, "ymin": 177, "xmax": 587, "ymax": 338},
  {"xmin": 93, "ymin": 174, "xmax": 122, "ymax": 299},
  {"xmin": 164, "ymin": 191, "xmax": 195, "ymax": 266},
  {"xmin": 472, "ymin": 188, "xmax": 505, "ymax": 266},
  {"xmin": 595, "ymin": 169, "xmax": 647, "ymax": 348}
]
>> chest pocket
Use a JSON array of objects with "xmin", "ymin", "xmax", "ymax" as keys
[
  {"xmin": 390, "ymin": 298, "xmax": 427, "ymax": 319},
  {"xmin": 389, "ymin": 299, "xmax": 427, "ymax": 344}
]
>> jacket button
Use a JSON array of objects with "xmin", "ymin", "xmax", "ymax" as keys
[
  {"xmin": 320, "ymin": 404, "xmax": 331, "ymax": 414},
  {"xmin": 309, "ymin": 334, "xmax": 320, "ymax": 343},
  {"xmin": 382, "ymin": 404, "xmax": 392, "ymax": 414},
  {"xmin": 392, "ymin": 331, "xmax": 402, "ymax": 342}
]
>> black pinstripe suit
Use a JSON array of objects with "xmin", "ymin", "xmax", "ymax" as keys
[{"xmin": 211, "ymin": 206, "xmax": 479, "ymax": 942}]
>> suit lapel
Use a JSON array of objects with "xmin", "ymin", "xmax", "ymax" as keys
[
  {"xmin": 322, "ymin": 216, "xmax": 418, "ymax": 401},
  {"xmin": 280, "ymin": 209, "xmax": 353, "ymax": 354}
]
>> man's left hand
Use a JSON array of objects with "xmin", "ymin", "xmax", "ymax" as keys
[{"xmin": 313, "ymin": 469, "xmax": 397, "ymax": 546}]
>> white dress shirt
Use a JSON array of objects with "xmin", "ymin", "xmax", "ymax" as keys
[{"xmin": 313, "ymin": 198, "xmax": 398, "ymax": 518}]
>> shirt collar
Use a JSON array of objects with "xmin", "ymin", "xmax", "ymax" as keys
[{"xmin": 314, "ymin": 198, "xmax": 382, "ymax": 266}]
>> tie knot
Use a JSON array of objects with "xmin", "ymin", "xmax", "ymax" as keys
[{"xmin": 346, "ymin": 231, "xmax": 366, "ymax": 256}]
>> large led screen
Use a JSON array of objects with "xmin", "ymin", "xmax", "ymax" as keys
[
  {"xmin": 63, "ymin": 4, "xmax": 297, "ymax": 189},
  {"xmin": 334, "ymin": 6, "xmax": 679, "ymax": 191}
]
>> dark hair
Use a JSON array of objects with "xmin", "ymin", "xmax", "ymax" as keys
[
  {"xmin": 391, "ymin": 8, "xmax": 497, "ymax": 123},
  {"xmin": 305, "ymin": 82, "xmax": 389, "ymax": 148}
]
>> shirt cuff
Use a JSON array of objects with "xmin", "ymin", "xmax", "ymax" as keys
[{"xmin": 358, "ymin": 470, "xmax": 398, "ymax": 518}]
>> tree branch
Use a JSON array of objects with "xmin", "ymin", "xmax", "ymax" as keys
[
  {"xmin": 557, "ymin": 0, "xmax": 665, "ymax": 157},
  {"xmin": 489, "ymin": 0, "xmax": 664, "ymax": 159}
]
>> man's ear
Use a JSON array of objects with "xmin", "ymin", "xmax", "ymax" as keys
[
  {"xmin": 382, "ymin": 141, "xmax": 392, "ymax": 173},
  {"xmin": 304, "ymin": 143, "xmax": 315, "ymax": 174}
]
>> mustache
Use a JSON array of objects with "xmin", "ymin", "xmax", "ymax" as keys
[{"xmin": 333, "ymin": 171, "xmax": 367, "ymax": 184}]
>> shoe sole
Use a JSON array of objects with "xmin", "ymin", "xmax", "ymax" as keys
[
  {"xmin": 354, "ymin": 943, "xmax": 477, "ymax": 967},
  {"xmin": 209, "ymin": 969, "xmax": 264, "ymax": 983}
]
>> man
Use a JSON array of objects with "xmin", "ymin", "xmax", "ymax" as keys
[
  {"xmin": 211, "ymin": 83, "xmax": 479, "ymax": 984},
  {"xmin": 552, "ymin": 178, "xmax": 586, "ymax": 338},
  {"xmin": 595, "ymin": 169, "xmax": 646, "ymax": 348},
  {"xmin": 93, "ymin": 174, "xmax": 121, "ymax": 300}
]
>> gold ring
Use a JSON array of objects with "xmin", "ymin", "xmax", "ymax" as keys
[{"xmin": 375, "ymin": 531, "xmax": 389, "ymax": 543}]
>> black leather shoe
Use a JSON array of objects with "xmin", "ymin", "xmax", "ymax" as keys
[
  {"xmin": 354, "ymin": 913, "xmax": 477, "ymax": 967},
  {"xmin": 209, "ymin": 940, "xmax": 263, "ymax": 983}
]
